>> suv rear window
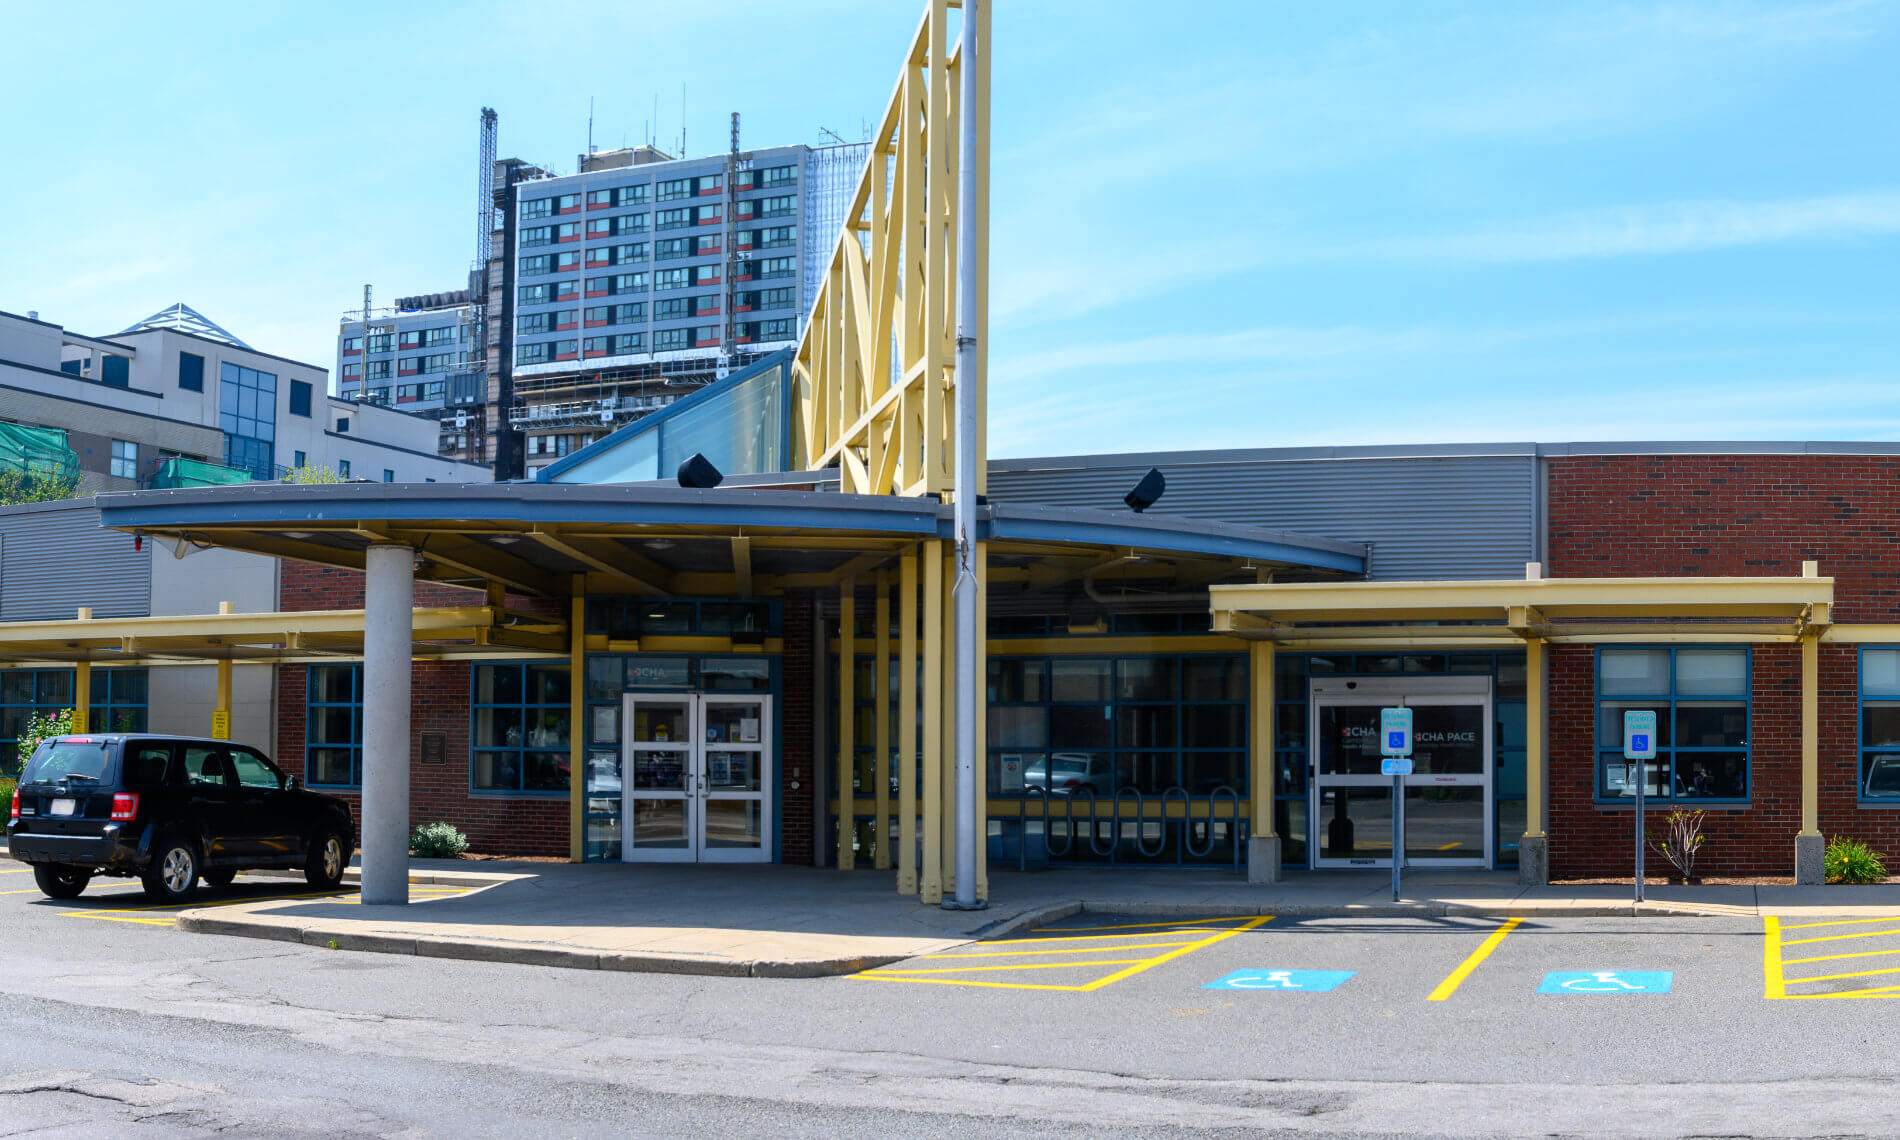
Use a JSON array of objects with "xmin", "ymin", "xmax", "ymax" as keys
[{"xmin": 21, "ymin": 739, "xmax": 113, "ymax": 785}]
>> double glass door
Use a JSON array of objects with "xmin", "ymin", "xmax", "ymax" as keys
[
  {"xmin": 1310, "ymin": 679, "xmax": 1492, "ymax": 868},
  {"xmin": 621, "ymin": 692, "xmax": 773, "ymax": 863}
]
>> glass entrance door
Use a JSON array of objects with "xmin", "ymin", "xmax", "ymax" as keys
[
  {"xmin": 1310, "ymin": 680, "xmax": 1492, "ymax": 868},
  {"xmin": 621, "ymin": 692, "xmax": 773, "ymax": 863}
]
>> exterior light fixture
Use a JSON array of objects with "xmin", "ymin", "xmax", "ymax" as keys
[
  {"xmin": 282, "ymin": 531, "xmax": 312, "ymax": 540},
  {"xmin": 1123, "ymin": 468, "xmax": 1166, "ymax": 513},
  {"xmin": 677, "ymin": 452, "xmax": 724, "ymax": 489}
]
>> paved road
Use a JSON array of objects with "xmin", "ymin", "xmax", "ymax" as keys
[{"xmin": 3, "ymin": 869, "xmax": 1899, "ymax": 1136}]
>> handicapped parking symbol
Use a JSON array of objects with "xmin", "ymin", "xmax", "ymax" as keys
[
  {"xmin": 1204, "ymin": 969, "xmax": 1355, "ymax": 992},
  {"xmin": 1537, "ymin": 970, "xmax": 1672, "ymax": 994}
]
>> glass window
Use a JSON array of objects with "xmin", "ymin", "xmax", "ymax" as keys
[
  {"xmin": 109, "ymin": 439, "xmax": 137, "ymax": 479},
  {"xmin": 307, "ymin": 664, "xmax": 362, "ymax": 786},
  {"xmin": 230, "ymin": 749, "xmax": 283, "ymax": 790},
  {"xmin": 472, "ymin": 663, "xmax": 571, "ymax": 793},
  {"xmin": 1860, "ymin": 648, "xmax": 1900, "ymax": 799},
  {"xmin": 178, "ymin": 352, "xmax": 204, "ymax": 392},
  {"xmin": 1596, "ymin": 648, "xmax": 1748, "ymax": 801},
  {"xmin": 1, "ymin": 668, "xmax": 146, "ymax": 773}
]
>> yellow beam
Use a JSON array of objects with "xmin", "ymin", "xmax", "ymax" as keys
[
  {"xmin": 921, "ymin": 545, "xmax": 943, "ymax": 903},
  {"xmin": 525, "ymin": 527, "xmax": 670, "ymax": 596},
  {"xmin": 837, "ymin": 576, "xmax": 857, "ymax": 871},
  {"xmin": 1525, "ymin": 638, "xmax": 1546, "ymax": 840},
  {"xmin": 569, "ymin": 585, "xmax": 586, "ymax": 864},
  {"xmin": 731, "ymin": 536, "xmax": 753, "ymax": 599},
  {"xmin": 1801, "ymin": 630, "xmax": 1820, "ymax": 839},
  {"xmin": 1249, "ymin": 640, "xmax": 1273, "ymax": 839},
  {"xmin": 1211, "ymin": 574, "xmax": 1832, "ymax": 624},
  {"xmin": 873, "ymin": 571, "xmax": 891, "ymax": 871},
  {"xmin": 898, "ymin": 549, "xmax": 919, "ymax": 895}
]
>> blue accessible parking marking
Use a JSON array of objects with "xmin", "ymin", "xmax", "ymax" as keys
[
  {"xmin": 1538, "ymin": 971, "xmax": 1673, "ymax": 994},
  {"xmin": 1204, "ymin": 969, "xmax": 1356, "ymax": 992}
]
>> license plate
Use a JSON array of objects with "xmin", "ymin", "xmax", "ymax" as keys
[{"xmin": 49, "ymin": 798, "xmax": 75, "ymax": 817}]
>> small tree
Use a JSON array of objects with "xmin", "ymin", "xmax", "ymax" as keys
[
  {"xmin": 1647, "ymin": 809, "xmax": 1708, "ymax": 882},
  {"xmin": 0, "ymin": 468, "xmax": 82, "ymax": 506},
  {"xmin": 284, "ymin": 464, "xmax": 344, "ymax": 484}
]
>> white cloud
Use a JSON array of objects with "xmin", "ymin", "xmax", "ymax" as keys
[{"xmin": 1347, "ymin": 192, "xmax": 1900, "ymax": 264}]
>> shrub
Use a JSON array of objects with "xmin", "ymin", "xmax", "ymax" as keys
[
  {"xmin": 284, "ymin": 464, "xmax": 344, "ymax": 484},
  {"xmin": 14, "ymin": 709, "xmax": 74, "ymax": 771},
  {"xmin": 1646, "ymin": 809, "xmax": 1707, "ymax": 881},
  {"xmin": 410, "ymin": 822, "xmax": 469, "ymax": 859},
  {"xmin": 1825, "ymin": 836, "xmax": 1889, "ymax": 885}
]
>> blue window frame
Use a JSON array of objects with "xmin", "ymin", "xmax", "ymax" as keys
[
  {"xmin": 472, "ymin": 663, "xmax": 571, "ymax": 794},
  {"xmin": 1595, "ymin": 647, "xmax": 1750, "ymax": 802},
  {"xmin": 306, "ymin": 664, "xmax": 363, "ymax": 787},
  {"xmin": 1, "ymin": 668, "xmax": 147, "ymax": 772},
  {"xmin": 1857, "ymin": 648, "xmax": 1900, "ymax": 801}
]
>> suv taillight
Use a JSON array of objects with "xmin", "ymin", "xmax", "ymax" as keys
[
  {"xmin": 110, "ymin": 792, "xmax": 139, "ymax": 821},
  {"xmin": 8, "ymin": 787, "xmax": 16, "ymax": 820}
]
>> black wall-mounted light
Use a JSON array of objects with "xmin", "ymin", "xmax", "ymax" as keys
[
  {"xmin": 677, "ymin": 452, "xmax": 724, "ymax": 489},
  {"xmin": 1124, "ymin": 467, "xmax": 1166, "ymax": 513}
]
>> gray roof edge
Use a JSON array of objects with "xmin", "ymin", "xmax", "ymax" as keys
[
  {"xmin": 986, "ymin": 501, "xmax": 1367, "ymax": 559},
  {"xmin": 0, "ymin": 496, "xmax": 101, "ymax": 519},
  {"xmin": 990, "ymin": 442, "xmax": 1541, "ymax": 472}
]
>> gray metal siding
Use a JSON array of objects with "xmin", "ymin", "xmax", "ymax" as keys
[
  {"xmin": 987, "ymin": 453, "xmax": 1537, "ymax": 580},
  {"xmin": 0, "ymin": 503, "xmax": 149, "ymax": 620}
]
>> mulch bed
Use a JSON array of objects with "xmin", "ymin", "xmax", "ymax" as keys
[
  {"xmin": 1554, "ymin": 876, "xmax": 1900, "ymax": 887},
  {"xmin": 447, "ymin": 853, "xmax": 569, "ymax": 864}
]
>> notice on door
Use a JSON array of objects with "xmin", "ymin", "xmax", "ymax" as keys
[{"xmin": 736, "ymin": 717, "xmax": 760, "ymax": 744}]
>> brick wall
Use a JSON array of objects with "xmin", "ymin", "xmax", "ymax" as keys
[
  {"xmin": 275, "ymin": 560, "xmax": 569, "ymax": 858},
  {"xmin": 1545, "ymin": 455, "xmax": 1900, "ymax": 875}
]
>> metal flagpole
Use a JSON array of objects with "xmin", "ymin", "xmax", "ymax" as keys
[{"xmin": 945, "ymin": 0, "xmax": 984, "ymax": 911}]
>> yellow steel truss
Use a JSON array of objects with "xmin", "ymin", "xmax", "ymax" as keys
[{"xmin": 791, "ymin": 0, "xmax": 989, "ymax": 498}]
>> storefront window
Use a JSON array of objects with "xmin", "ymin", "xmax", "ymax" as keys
[
  {"xmin": 1596, "ymin": 647, "xmax": 1749, "ymax": 801},
  {"xmin": 307, "ymin": 664, "xmax": 363, "ymax": 787},
  {"xmin": 1859, "ymin": 648, "xmax": 1900, "ymax": 800},
  {"xmin": 2, "ymin": 668, "xmax": 147, "ymax": 773},
  {"xmin": 472, "ymin": 663, "xmax": 571, "ymax": 794}
]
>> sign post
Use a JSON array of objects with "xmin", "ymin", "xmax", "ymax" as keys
[
  {"xmin": 1380, "ymin": 707, "xmax": 1414, "ymax": 902},
  {"xmin": 1623, "ymin": 709, "xmax": 1657, "ymax": 904}
]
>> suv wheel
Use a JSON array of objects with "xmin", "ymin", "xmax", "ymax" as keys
[
  {"xmin": 142, "ymin": 835, "xmax": 200, "ymax": 903},
  {"xmin": 32, "ymin": 864, "xmax": 91, "ymax": 900},
  {"xmin": 305, "ymin": 830, "xmax": 347, "ymax": 890}
]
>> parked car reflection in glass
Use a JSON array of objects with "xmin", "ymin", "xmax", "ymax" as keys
[{"xmin": 1023, "ymin": 752, "xmax": 1113, "ymax": 795}]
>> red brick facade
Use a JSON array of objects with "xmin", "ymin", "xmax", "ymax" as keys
[{"xmin": 1545, "ymin": 455, "xmax": 1900, "ymax": 876}]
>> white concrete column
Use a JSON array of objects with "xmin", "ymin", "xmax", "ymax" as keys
[{"xmin": 361, "ymin": 544, "xmax": 414, "ymax": 905}]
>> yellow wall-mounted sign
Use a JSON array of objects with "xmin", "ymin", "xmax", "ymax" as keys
[{"xmin": 211, "ymin": 710, "xmax": 230, "ymax": 741}]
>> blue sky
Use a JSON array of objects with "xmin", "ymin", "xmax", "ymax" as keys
[{"xmin": 3, "ymin": 1, "xmax": 1896, "ymax": 457}]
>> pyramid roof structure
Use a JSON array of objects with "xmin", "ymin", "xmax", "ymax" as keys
[{"xmin": 114, "ymin": 303, "xmax": 253, "ymax": 350}]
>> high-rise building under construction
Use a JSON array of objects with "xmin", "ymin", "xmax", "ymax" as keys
[{"xmin": 337, "ymin": 118, "xmax": 867, "ymax": 480}]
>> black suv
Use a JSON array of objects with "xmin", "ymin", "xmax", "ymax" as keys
[{"xmin": 7, "ymin": 735, "xmax": 355, "ymax": 903}]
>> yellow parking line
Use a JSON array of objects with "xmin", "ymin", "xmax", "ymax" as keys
[
  {"xmin": 1785, "ymin": 946, "xmax": 1900, "ymax": 966},
  {"xmin": 1427, "ymin": 917, "xmax": 1522, "ymax": 1002},
  {"xmin": 922, "ymin": 940, "xmax": 1201, "ymax": 959},
  {"xmin": 1785, "ymin": 965, "xmax": 1900, "ymax": 985},
  {"xmin": 1782, "ymin": 926, "xmax": 1900, "ymax": 946},
  {"xmin": 854, "ymin": 916, "xmax": 1272, "ymax": 992},
  {"xmin": 874, "ymin": 958, "xmax": 1153, "ymax": 975},
  {"xmin": 1781, "ymin": 915, "xmax": 1900, "ymax": 930},
  {"xmin": 1030, "ymin": 916, "xmax": 1259, "ymax": 933},
  {"xmin": 1778, "ymin": 984, "xmax": 1900, "ymax": 1000},
  {"xmin": 982, "ymin": 927, "xmax": 1241, "ymax": 946},
  {"xmin": 1764, "ymin": 916, "xmax": 1787, "ymax": 999}
]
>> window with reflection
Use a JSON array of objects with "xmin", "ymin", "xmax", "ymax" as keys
[
  {"xmin": 1859, "ymin": 648, "xmax": 1900, "ymax": 800},
  {"xmin": 1596, "ymin": 647, "xmax": 1749, "ymax": 801},
  {"xmin": 472, "ymin": 663, "xmax": 571, "ymax": 793}
]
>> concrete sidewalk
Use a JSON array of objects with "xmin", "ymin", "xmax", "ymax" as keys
[{"xmin": 175, "ymin": 863, "xmax": 1900, "ymax": 976}]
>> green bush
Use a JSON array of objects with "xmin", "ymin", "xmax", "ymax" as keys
[
  {"xmin": 1825, "ymin": 836, "xmax": 1889, "ymax": 885},
  {"xmin": 15, "ymin": 709, "xmax": 74, "ymax": 769},
  {"xmin": 410, "ymin": 822, "xmax": 470, "ymax": 859}
]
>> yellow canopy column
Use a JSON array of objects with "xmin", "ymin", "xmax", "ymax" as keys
[
  {"xmin": 1519, "ymin": 636, "xmax": 1548, "ymax": 884},
  {"xmin": 1246, "ymin": 639, "xmax": 1278, "ymax": 883},
  {"xmin": 837, "ymin": 576, "xmax": 857, "ymax": 870},
  {"xmin": 921, "ymin": 549, "xmax": 944, "ymax": 903},
  {"xmin": 874, "ymin": 573, "xmax": 892, "ymax": 870},
  {"xmin": 897, "ymin": 549, "xmax": 920, "ymax": 894}
]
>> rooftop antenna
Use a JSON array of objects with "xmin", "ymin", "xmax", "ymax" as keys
[
  {"xmin": 680, "ymin": 82, "xmax": 687, "ymax": 156},
  {"xmin": 818, "ymin": 126, "xmax": 849, "ymax": 147},
  {"xmin": 587, "ymin": 95, "xmax": 595, "ymax": 155}
]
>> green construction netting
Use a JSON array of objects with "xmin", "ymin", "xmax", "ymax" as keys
[
  {"xmin": 0, "ymin": 422, "xmax": 79, "ymax": 481},
  {"xmin": 149, "ymin": 457, "xmax": 252, "ymax": 489}
]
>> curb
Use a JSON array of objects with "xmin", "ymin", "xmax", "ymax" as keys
[{"xmin": 173, "ymin": 911, "xmax": 912, "ymax": 977}]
